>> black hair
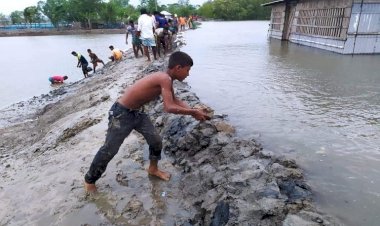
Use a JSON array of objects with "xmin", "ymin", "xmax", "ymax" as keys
[
  {"xmin": 71, "ymin": 51, "xmax": 77, "ymax": 55},
  {"xmin": 63, "ymin": 76, "xmax": 68, "ymax": 80},
  {"xmin": 153, "ymin": 11, "xmax": 159, "ymax": 15},
  {"xmin": 109, "ymin": 45, "xmax": 114, "ymax": 49},
  {"xmin": 87, "ymin": 49, "xmax": 91, "ymax": 52},
  {"xmin": 168, "ymin": 51, "xmax": 193, "ymax": 69},
  {"xmin": 129, "ymin": 20, "xmax": 134, "ymax": 24},
  {"xmin": 140, "ymin": 8, "xmax": 147, "ymax": 15}
]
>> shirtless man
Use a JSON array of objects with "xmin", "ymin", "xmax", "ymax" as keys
[
  {"xmin": 87, "ymin": 49, "xmax": 105, "ymax": 73},
  {"xmin": 84, "ymin": 51, "xmax": 210, "ymax": 193}
]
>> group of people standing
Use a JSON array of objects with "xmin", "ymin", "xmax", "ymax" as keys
[
  {"xmin": 49, "ymin": 8, "xmax": 197, "ymax": 84},
  {"xmin": 126, "ymin": 8, "xmax": 197, "ymax": 62}
]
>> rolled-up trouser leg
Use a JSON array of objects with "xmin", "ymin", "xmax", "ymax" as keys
[
  {"xmin": 82, "ymin": 63, "xmax": 88, "ymax": 75},
  {"xmin": 135, "ymin": 113, "xmax": 162, "ymax": 160},
  {"xmin": 85, "ymin": 117, "xmax": 133, "ymax": 184}
]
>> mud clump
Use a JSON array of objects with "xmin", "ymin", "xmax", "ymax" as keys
[
  {"xmin": 57, "ymin": 118, "xmax": 101, "ymax": 143},
  {"xmin": 144, "ymin": 80, "xmax": 343, "ymax": 225}
]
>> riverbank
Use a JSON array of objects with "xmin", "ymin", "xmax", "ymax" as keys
[
  {"xmin": 0, "ymin": 28, "xmax": 125, "ymax": 37},
  {"xmin": 0, "ymin": 38, "xmax": 342, "ymax": 225}
]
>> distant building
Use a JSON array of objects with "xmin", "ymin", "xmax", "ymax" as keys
[{"xmin": 263, "ymin": 0, "xmax": 380, "ymax": 54}]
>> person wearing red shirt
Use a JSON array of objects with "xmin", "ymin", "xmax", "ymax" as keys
[{"xmin": 49, "ymin": 75, "xmax": 68, "ymax": 84}]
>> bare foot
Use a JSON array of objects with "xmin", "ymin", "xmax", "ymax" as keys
[
  {"xmin": 147, "ymin": 167, "xmax": 171, "ymax": 181},
  {"xmin": 84, "ymin": 181, "xmax": 97, "ymax": 193}
]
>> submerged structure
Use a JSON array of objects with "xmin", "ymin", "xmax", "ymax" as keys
[{"xmin": 263, "ymin": 0, "xmax": 380, "ymax": 54}]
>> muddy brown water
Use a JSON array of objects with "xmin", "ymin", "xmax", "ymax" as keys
[
  {"xmin": 1, "ymin": 21, "xmax": 380, "ymax": 225},
  {"xmin": 181, "ymin": 21, "xmax": 380, "ymax": 226},
  {"xmin": 0, "ymin": 33, "xmax": 127, "ymax": 109}
]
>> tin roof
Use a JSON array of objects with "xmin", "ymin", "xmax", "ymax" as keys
[{"xmin": 261, "ymin": 0, "xmax": 285, "ymax": 7}]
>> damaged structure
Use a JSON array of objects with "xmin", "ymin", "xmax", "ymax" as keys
[{"xmin": 263, "ymin": 0, "xmax": 380, "ymax": 54}]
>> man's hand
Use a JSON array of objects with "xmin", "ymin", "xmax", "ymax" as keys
[{"xmin": 192, "ymin": 108, "xmax": 211, "ymax": 121}]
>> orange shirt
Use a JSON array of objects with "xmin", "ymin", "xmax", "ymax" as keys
[
  {"xmin": 112, "ymin": 49, "xmax": 122, "ymax": 60},
  {"xmin": 179, "ymin": 17, "xmax": 186, "ymax": 25}
]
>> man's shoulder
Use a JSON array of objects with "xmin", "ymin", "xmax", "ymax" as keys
[{"xmin": 153, "ymin": 72, "xmax": 172, "ymax": 84}]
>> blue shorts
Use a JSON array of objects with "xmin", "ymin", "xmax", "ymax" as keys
[{"xmin": 140, "ymin": 38, "xmax": 156, "ymax": 47}]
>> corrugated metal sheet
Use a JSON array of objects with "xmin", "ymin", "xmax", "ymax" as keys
[
  {"xmin": 346, "ymin": 3, "xmax": 380, "ymax": 54},
  {"xmin": 354, "ymin": 35, "xmax": 380, "ymax": 53},
  {"xmin": 289, "ymin": 33, "xmax": 346, "ymax": 54},
  {"xmin": 344, "ymin": 35, "xmax": 380, "ymax": 54},
  {"xmin": 349, "ymin": 3, "xmax": 380, "ymax": 33}
]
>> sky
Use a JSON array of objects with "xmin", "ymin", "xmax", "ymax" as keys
[{"xmin": 0, "ymin": 0, "xmax": 207, "ymax": 15}]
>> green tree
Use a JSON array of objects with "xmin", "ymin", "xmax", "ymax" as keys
[
  {"xmin": 67, "ymin": 0, "xmax": 102, "ymax": 29},
  {"xmin": 139, "ymin": 0, "xmax": 159, "ymax": 13},
  {"xmin": 24, "ymin": 6, "xmax": 42, "ymax": 25},
  {"xmin": 39, "ymin": 0, "xmax": 69, "ymax": 28},
  {"xmin": 0, "ymin": 13, "xmax": 10, "ymax": 26},
  {"xmin": 99, "ymin": 1, "xmax": 119, "ymax": 24},
  {"xmin": 99, "ymin": 0, "xmax": 130, "ymax": 25},
  {"xmin": 197, "ymin": 1, "xmax": 213, "ymax": 19},
  {"xmin": 166, "ymin": 1, "xmax": 196, "ymax": 17},
  {"xmin": 10, "ymin": 11, "xmax": 24, "ymax": 24},
  {"xmin": 124, "ymin": 5, "xmax": 139, "ymax": 22},
  {"xmin": 197, "ymin": 0, "xmax": 270, "ymax": 20},
  {"xmin": 113, "ymin": 0, "xmax": 129, "ymax": 7},
  {"xmin": 213, "ymin": 0, "xmax": 241, "ymax": 20}
]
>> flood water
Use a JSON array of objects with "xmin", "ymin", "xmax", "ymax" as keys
[
  {"xmin": 1, "ymin": 22, "xmax": 380, "ymax": 225},
  {"xmin": 0, "ymin": 33, "xmax": 128, "ymax": 109},
  {"xmin": 182, "ymin": 21, "xmax": 380, "ymax": 226}
]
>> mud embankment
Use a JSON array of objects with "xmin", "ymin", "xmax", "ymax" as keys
[{"xmin": 0, "ymin": 39, "xmax": 343, "ymax": 225}]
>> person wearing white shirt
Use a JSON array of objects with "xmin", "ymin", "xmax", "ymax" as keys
[{"xmin": 137, "ymin": 8, "xmax": 157, "ymax": 61}]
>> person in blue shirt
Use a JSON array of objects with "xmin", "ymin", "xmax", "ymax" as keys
[{"xmin": 153, "ymin": 11, "xmax": 168, "ymax": 29}]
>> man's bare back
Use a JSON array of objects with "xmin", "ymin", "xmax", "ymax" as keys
[{"xmin": 118, "ymin": 72, "xmax": 172, "ymax": 109}]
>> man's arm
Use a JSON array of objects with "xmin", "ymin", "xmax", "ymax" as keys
[
  {"xmin": 174, "ymin": 97, "xmax": 191, "ymax": 109},
  {"xmin": 160, "ymin": 77, "xmax": 210, "ymax": 121}
]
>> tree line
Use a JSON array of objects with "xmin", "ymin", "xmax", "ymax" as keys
[{"xmin": 0, "ymin": 0, "xmax": 271, "ymax": 29}]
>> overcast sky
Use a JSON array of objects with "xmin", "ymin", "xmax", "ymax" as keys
[{"xmin": 0, "ymin": 0, "xmax": 207, "ymax": 15}]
